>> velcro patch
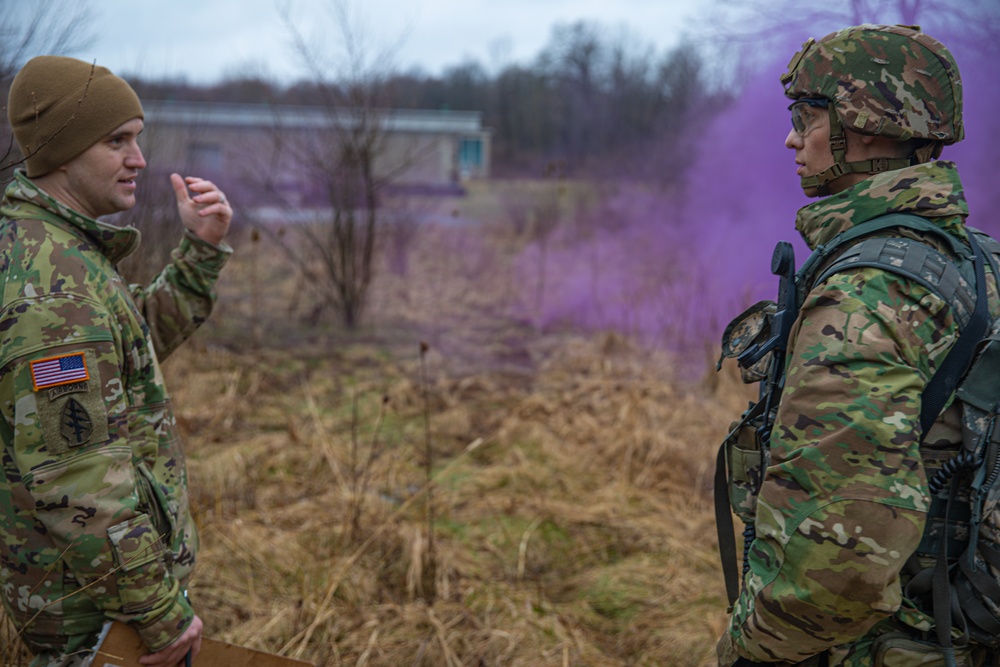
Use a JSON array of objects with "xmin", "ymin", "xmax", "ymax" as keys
[
  {"xmin": 30, "ymin": 353, "xmax": 90, "ymax": 391},
  {"xmin": 60, "ymin": 398, "xmax": 94, "ymax": 447},
  {"xmin": 32, "ymin": 349, "xmax": 109, "ymax": 454}
]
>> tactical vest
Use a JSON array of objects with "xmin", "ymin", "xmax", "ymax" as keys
[{"xmin": 715, "ymin": 213, "xmax": 1000, "ymax": 664}]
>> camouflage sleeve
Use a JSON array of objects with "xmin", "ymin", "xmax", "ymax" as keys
[
  {"xmin": 718, "ymin": 266, "xmax": 957, "ymax": 664},
  {"xmin": 0, "ymin": 301, "xmax": 194, "ymax": 651},
  {"xmin": 129, "ymin": 230, "xmax": 232, "ymax": 361}
]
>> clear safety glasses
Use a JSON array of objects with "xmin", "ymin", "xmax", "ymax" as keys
[{"xmin": 789, "ymin": 97, "xmax": 829, "ymax": 136}]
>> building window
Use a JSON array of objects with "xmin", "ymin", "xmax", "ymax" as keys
[
  {"xmin": 189, "ymin": 142, "xmax": 224, "ymax": 173},
  {"xmin": 458, "ymin": 138, "xmax": 482, "ymax": 174}
]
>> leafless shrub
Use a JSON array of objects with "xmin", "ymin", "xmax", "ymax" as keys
[
  {"xmin": 0, "ymin": 1, "xmax": 97, "ymax": 178},
  {"xmin": 250, "ymin": 0, "xmax": 414, "ymax": 330}
]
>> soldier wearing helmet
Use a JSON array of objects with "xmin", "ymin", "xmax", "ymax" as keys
[
  {"xmin": 783, "ymin": 24, "xmax": 962, "ymax": 197},
  {"xmin": 716, "ymin": 25, "xmax": 999, "ymax": 667}
]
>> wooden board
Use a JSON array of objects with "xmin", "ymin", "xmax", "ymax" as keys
[{"xmin": 85, "ymin": 621, "xmax": 314, "ymax": 667}]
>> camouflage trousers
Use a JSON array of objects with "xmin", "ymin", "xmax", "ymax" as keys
[
  {"xmin": 28, "ymin": 631, "xmax": 101, "ymax": 667},
  {"xmin": 750, "ymin": 646, "xmax": 998, "ymax": 667},
  {"xmin": 30, "ymin": 653, "xmax": 88, "ymax": 667}
]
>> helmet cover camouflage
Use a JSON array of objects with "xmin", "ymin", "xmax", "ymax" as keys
[{"xmin": 781, "ymin": 24, "xmax": 963, "ymax": 144}]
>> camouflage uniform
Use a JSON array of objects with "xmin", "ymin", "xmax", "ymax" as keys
[
  {"xmin": 717, "ymin": 165, "xmax": 1000, "ymax": 667},
  {"xmin": 716, "ymin": 24, "xmax": 1000, "ymax": 666},
  {"xmin": 0, "ymin": 171, "xmax": 231, "ymax": 663}
]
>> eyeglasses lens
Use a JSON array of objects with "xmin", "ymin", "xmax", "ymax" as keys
[{"xmin": 791, "ymin": 103, "xmax": 809, "ymax": 134}]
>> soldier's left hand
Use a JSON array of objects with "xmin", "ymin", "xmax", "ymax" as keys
[{"xmin": 171, "ymin": 173, "xmax": 232, "ymax": 246}]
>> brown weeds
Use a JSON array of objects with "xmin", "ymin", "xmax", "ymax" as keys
[
  {"xmin": 153, "ymin": 330, "xmax": 749, "ymax": 667},
  {"xmin": 0, "ymin": 183, "xmax": 758, "ymax": 666}
]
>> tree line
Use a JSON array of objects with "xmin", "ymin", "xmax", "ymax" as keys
[
  {"xmin": 0, "ymin": 8, "xmax": 726, "ymax": 331},
  {"xmin": 126, "ymin": 20, "xmax": 723, "ymax": 182}
]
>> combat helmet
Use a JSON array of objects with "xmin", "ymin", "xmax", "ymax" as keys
[{"xmin": 781, "ymin": 24, "xmax": 963, "ymax": 196}]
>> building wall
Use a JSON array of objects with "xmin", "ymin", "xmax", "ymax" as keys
[{"xmin": 140, "ymin": 101, "xmax": 491, "ymax": 205}]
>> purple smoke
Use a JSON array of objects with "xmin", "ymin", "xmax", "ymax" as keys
[{"xmin": 514, "ymin": 18, "xmax": 1000, "ymax": 362}]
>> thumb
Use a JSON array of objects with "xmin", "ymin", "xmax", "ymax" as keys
[{"xmin": 170, "ymin": 173, "xmax": 190, "ymax": 205}]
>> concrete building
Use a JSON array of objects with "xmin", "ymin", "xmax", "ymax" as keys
[{"xmin": 141, "ymin": 100, "xmax": 491, "ymax": 207}]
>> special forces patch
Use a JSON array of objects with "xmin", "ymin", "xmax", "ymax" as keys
[
  {"xmin": 29, "ymin": 349, "xmax": 110, "ymax": 454},
  {"xmin": 60, "ymin": 398, "xmax": 94, "ymax": 447}
]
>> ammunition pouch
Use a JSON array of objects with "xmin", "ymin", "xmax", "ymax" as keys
[
  {"xmin": 723, "ymin": 404, "xmax": 771, "ymax": 524},
  {"xmin": 718, "ymin": 299, "xmax": 785, "ymax": 523},
  {"xmin": 871, "ymin": 632, "xmax": 979, "ymax": 667}
]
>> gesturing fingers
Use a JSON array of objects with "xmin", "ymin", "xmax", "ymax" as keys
[
  {"xmin": 170, "ymin": 173, "xmax": 232, "ymax": 245},
  {"xmin": 183, "ymin": 176, "xmax": 231, "ymax": 217}
]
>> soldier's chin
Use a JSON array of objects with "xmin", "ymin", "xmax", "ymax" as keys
[{"xmin": 802, "ymin": 185, "xmax": 823, "ymax": 198}]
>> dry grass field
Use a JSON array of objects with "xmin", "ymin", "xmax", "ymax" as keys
[{"xmin": 1, "ymin": 182, "xmax": 756, "ymax": 666}]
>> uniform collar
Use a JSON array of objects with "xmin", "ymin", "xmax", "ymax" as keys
[
  {"xmin": 2, "ymin": 170, "xmax": 141, "ymax": 264},
  {"xmin": 795, "ymin": 161, "xmax": 969, "ymax": 252}
]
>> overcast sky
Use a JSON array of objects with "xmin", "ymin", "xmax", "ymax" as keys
[{"xmin": 84, "ymin": 0, "xmax": 708, "ymax": 84}]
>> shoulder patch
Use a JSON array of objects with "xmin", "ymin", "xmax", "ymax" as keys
[
  {"xmin": 33, "ymin": 349, "xmax": 109, "ymax": 454},
  {"xmin": 60, "ymin": 398, "xmax": 94, "ymax": 447},
  {"xmin": 30, "ymin": 352, "xmax": 90, "ymax": 391}
]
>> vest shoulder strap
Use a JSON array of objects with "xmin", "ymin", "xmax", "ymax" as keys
[
  {"xmin": 816, "ymin": 235, "xmax": 976, "ymax": 328},
  {"xmin": 800, "ymin": 213, "xmax": 992, "ymax": 438}
]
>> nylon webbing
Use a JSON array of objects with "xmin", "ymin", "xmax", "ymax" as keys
[
  {"xmin": 816, "ymin": 237, "xmax": 975, "ymax": 330},
  {"xmin": 920, "ymin": 231, "xmax": 989, "ymax": 436},
  {"xmin": 804, "ymin": 216, "xmax": 994, "ymax": 660},
  {"xmin": 715, "ymin": 441, "xmax": 741, "ymax": 608},
  {"xmin": 720, "ymin": 215, "xmax": 998, "ymax": 657},
  {"xmin": 957, "ymin": 559, "xmax": 1000, "ymax": 634},
  {"xmin": 797, "ymin": 213, "xmax": 971, "ymax": 304},
  {"xmin": 805, "ymin": 215, "xmax": 988, "ymax": 438}
]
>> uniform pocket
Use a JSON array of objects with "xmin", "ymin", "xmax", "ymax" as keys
[
  {"xmin": 107, "ymin": 514, "xmax": 171, "ymax": 614},
  {"xmin": 135, "ymin": 461, "xmax": 175, "ymax": 541}
]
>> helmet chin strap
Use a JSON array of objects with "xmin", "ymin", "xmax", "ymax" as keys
[{"xmin": 799, "ymin": 105, "xmax": 911, "ymax": 196}]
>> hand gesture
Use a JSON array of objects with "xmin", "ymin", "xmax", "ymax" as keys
[{"xmin": 170, "ymin": 174, "xmax": 232, "ymax": 246}]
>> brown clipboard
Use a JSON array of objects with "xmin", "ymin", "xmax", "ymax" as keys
[{"xmin": 84, "ymin": 621, "xmax": 314, "ymax": 667}]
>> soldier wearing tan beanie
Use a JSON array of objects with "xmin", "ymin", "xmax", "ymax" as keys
[
  {"xmin": 4, "ymin": 54, "xmax": 233, "ymax": 236},
  {"xmin": 8, "ymin": 55, "xmax": 145, "ymax": 178},
  {"xmin": 0, "ymin": 56, "xmax": 235, "ymax": 667}
]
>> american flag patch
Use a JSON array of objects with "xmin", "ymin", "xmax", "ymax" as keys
[{"xmin": 30, "ymin": 353, "xmax": 90, "ymax": 391}]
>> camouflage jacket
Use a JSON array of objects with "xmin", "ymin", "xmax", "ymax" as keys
[
  {"xmin": 0, "ymin": 172, "xmax": 231, "ymax": 655},
  {"xmin": 718, "ymin": 161, "xmax": 1000, "ymax": 666}
]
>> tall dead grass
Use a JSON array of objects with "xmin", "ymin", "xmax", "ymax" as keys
[
  {"xmin": 0, "ymin": 181, "xmax": 757, "ymax": 666},
  {"xmin": 153, "ymin": 330, "xmax": 752, "ymax": 667}
]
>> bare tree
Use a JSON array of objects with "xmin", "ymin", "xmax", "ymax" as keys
[
  {"xmin": 0, "ymin": 1, "xmax": 97, "ymax": 178},
  {"xmin": 539, "ymin": 22, "xmax": 606, "ymax": 168},
  {"xmin": 265, "ymin": 0, "xmax": 409, "ymax": 329},
  {"xmin": 700, "ymin": 0, "xmax": 1000, "ymax": 86},
  {"xmin": 526, "ymin": 21, "xmax": 718, "ymax": 183}
]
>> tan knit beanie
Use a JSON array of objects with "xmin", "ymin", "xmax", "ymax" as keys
[{"xmin": 8, "ymin": 56, "xmax": 144, "ymax": 177}]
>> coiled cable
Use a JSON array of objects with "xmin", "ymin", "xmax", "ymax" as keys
[{"xmin": 927, "ymin": 450, "xmax": 978, "ymax": 496}]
